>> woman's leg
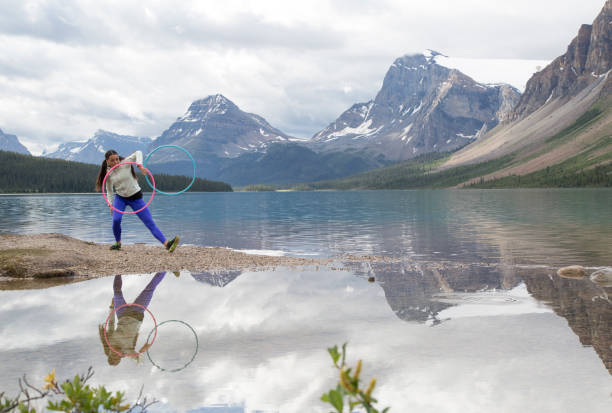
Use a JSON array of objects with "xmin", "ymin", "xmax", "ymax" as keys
[
  {"xmin": 129, "ymin": 198, "xmax": 167, "ymax": 244},
  {"xmin": 133, "ymin": 272, "xmax": 167, "ymax": 311},
  {"xmin": 112, "ymin": 196, "xmax": 128, "ymax": 242},
  {"xmin": 113, "ymin": 275, "xmax": 127, "ymax": 318}
]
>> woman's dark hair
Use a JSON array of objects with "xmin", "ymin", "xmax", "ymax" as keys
[{"xmin": 95, "ymin": 149, "xmax": 137, "ymax": 191}]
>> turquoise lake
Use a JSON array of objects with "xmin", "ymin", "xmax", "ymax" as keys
[{"xmin": 0, "ymin": 189, "xmax": 611, "ymax": 412}]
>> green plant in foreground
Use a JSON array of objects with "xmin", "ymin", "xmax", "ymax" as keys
[
  {"xmin": 0, "ymin": 367, "xmax": 155, "ymax": 413},
  {"xmin": 321, "ymin": 343, "xmax": 389, "ymax": 413}
]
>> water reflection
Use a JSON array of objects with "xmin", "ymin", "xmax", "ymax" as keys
[
  {"xmin": 345, "ymin": 260, "xmax": 522, "ymax": 325},
  {"xmin": 191, "ymin": 269, "xmax": 244, "ymax": 288},
  {"xmin": 0, "ymin": 265, "xmax": 610, "ymax": 412},
  {"xmin": 520, "ymin": 270, "xmax": 612, "ymax": 374},
  {"xmin": 100, "ymin": 272, "xmax": 166, "ymax": 365},
  {"xmin": 346, "ymin": 259, "xmax": 612, "ymax": 376}
]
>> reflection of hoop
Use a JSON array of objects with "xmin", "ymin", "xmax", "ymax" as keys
[
  {"xmin": 103, "ymin": 303, "xmax": 158, "ymax": 358},
  {"xmin": 143, "ymin": 145, "xmax": 197, "ymax": 196},
  {"xmin": 146, "ymin": 320, "xmax": 198, "ymax": 372},
  {"xmin": 102, "ymin": 161, "xmax": 156, "ymax": 215}
]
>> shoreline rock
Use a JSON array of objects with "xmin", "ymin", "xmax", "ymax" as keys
[{"xmin": 557, "ymin": 265, "xmax": 586, "ymax": 278}]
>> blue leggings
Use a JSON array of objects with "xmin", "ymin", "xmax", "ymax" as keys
[
  {"xmin": 112, "ymin": 195, "xmax": 166, "ymax": 244},
  {"xmin": 113, "ymin": 272, "xmax": 166, "ymax": 317}
]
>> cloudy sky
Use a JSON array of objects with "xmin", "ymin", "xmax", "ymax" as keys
[{"xmin": 0, "ymin": 0, "xmax": 606, "ymax": 154}]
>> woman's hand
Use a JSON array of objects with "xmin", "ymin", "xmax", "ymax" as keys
[
  {"xmin": 137, "ymin": 165, "xmax": 148, "ymax": 175},
  {"xmin": 109, "ymin": 206, "xmax": 113, "ymax": 216}
]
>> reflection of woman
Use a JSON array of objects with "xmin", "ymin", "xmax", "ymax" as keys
[
  {"xmin": 99, "ymin": 272, "xmax": 166, "ymax": 365},
  {"xmin": 95, "ymin": 149, "xmax": 179, "ymax": 252}
]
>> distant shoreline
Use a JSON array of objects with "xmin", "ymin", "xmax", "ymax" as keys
[{"xmin": 1, "ymin": 187, "xmax": 611, "ymax": 196}]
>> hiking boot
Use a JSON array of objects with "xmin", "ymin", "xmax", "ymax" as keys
[
  {"xmin": 110, "ymin": 242, "xmax": 121, "ymax": 250},
  {"xmin": 166, "ymin": 236, "xmax": 179, "ymax": 253}
]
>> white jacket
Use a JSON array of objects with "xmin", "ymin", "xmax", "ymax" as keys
[{"xmin": 105, "ymin": 151, "xmax": 144, "ymax": 200}]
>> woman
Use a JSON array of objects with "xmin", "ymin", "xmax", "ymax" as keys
[
  {"xmin": 99, "ymin": 272, "xmax": 166, "ymax": 365},
  {"xmin": 95, "ymin": 149, "xmax": 179, "ymax": 252}
]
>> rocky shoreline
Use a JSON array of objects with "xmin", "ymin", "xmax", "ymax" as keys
[
  {"xmin": 0, "ymin": 233, "xmax": 337, "ymax": 280},
  {"xmin": 3, "ymin": 233, "xmax": 610, "ymax": 290}
]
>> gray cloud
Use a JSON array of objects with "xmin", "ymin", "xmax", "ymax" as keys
[
  {"xmin": 0, "ymin": 1, "xmax": 344, "ymax": 50},
  {"xmin": 0, "ymin": 0, "xmax": 117, "ymax": 45},
  {"xmin": 152, "ymin": 11, "xmax": 345, "ymax": 50},
  {"xmin": 0, "ymin": 0, "xmax": 605, "ymax": 153}
]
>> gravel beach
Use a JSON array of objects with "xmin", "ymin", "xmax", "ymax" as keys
[{"xmin": 0, "ymin": 233, "xmax": 333, "ymax": 279}]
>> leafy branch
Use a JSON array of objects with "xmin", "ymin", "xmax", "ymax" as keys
[
  {"xmin": 0, "ymin": 367, "xmax": 156, "ymax": 413},
  {"xmin": 321, "ymin": 343, "xmax": 389, "ymax": 413}
]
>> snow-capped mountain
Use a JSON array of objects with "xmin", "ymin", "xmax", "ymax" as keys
[
  {"xmin": 310, "ymin": 51, "xmax": 521, "ymax": 161},
  {"xmin": 152, "ymin": 94, "xmax": 298, "ymax": 159},
  {"xmin": 43, "ymin": 130, "xmax": 153, "ymax": 164},
  {"xmin": 0, "ymin": 129, "xmax": 30, "ymax": 155}
]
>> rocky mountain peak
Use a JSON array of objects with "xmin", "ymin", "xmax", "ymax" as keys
[
  {"xmin": 585, "ymin": 0, "xmax": 612, "ymax": 74},
  {"xmin": 423, "ymin": 49, "xmax": 447, "ymax": 62},
  {"xmin": 311, "ymin": 51, "xmax": 521, "ymax": 161},
  {"xmin": 179, "ymin": 94, "xmax": 238, "ymax": 122},
  {"xmin": 0, "ymin": 129, "xmax": 30, "ymax": 155},
  {"xmin": 93, "ymin": 129, "xmax": 113, "ymax": 140},
  {"xmin": 153, "ymin": 95, "xmax": 293, "ymax": 158},
  {"xmin": 511, "ymin": 0, "xmax": 612, "ymax": 120}
]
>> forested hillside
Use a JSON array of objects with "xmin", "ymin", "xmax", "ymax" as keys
[{"xmin": 0, "ymin": 151, "xmax": 232, "ymax": 193}]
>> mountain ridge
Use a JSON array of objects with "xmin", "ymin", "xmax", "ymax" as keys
[
  {"xmin": 151, "ymin": 94, "xmax": 299, "ymax": 160},
  {"xmin": 511, "ymin": 0, "xmax": 611, "ymax": 121},
  {"xmin": 308, "ymin": 51, "xmax": 521, "ymax": 161},
  {"xmin": 440, "ymin": 0, "xmax": 612, "ymax": 183},
  {"xmin": 43, "ymin": 130, "xmax": 152, "ymax": 165},
  {"xmin": 0, "ymin": 129, "xmax": 30, "ymax": 155}
]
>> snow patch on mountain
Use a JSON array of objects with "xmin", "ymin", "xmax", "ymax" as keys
[{"xmin": 43, "ymin": 130, "xmax": 152, "ymax": 164}]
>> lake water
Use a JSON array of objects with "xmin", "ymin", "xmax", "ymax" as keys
[{"xmin": 0, "ymin": 190, "xmax": 611, "ymax": 412}]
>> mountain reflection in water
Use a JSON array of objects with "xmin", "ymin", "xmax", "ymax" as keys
[
  {"xmin": 345, "ymin": 259, "xmax": 612, "ymax": 374},
  {"xmin": 521, "ymin": 271, "xmax": 612, "ymax": 374},
  {"xmin": 0, "ymin": 261, "xmax": 610, "ymax": 412}
]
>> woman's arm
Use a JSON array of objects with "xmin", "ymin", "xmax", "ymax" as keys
[
  {"xmin": 124, "ymin": 150, "xmax": 143, "ymax": 165},
  {"xmin": 98, "ymin": 324, "xmax": 111, "ymax": 356},
  {"xmin": 137, "ymin": 342, "xmax": 153, "ymax": 353},
  {"xmin": 124, "ymin": 150, "xmax": 147, "ymax": 175},
  {"xmin": 105, "ymin": 177, "xmax": 115, "ymax": 208}
]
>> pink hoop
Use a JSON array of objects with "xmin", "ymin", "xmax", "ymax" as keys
[
  {"xmin": 102, "ymin": 161, "xmax": 156, "ymax": 214},
  {"xmin": 103, "ymin": 302, "xmax": 158, "ymax": 358}
]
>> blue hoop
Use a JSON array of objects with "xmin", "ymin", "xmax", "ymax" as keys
[{"xmin": 143, "ymin": 145, "xmax": 197, "ymax": 195}]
